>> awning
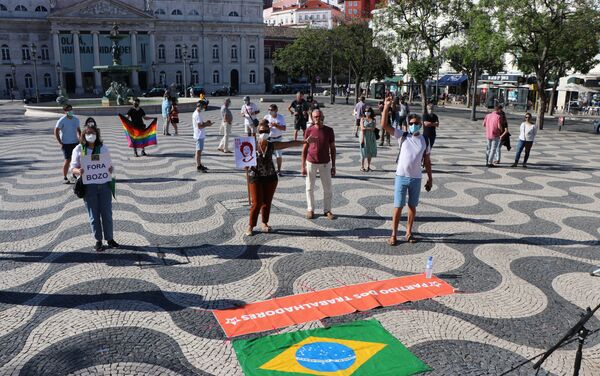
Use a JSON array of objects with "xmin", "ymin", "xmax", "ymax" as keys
[
  {"xmin": 384, "ymin": 76, "xmax": 403, "ymax": 84},
  {"xmin": 555, "ymin": 83, "xmax": 599, "ymax": 93},
  {"xmin": 437, "ymin": 74, "xmax": 468, "ymax": 86}
]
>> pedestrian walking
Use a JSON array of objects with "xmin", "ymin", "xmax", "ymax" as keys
[
  {"xmin": 169, "ymin": 97, "xmax": 180, "ymax": 136},
  {"xmin": 483, "ymin": 105, "xmax": 503, "ymax": 167},
  {"xmin": 301, "ymin": 108, "xmax": 336, "ymax": 220},
  {"xmin": 70, "ymin": 124, "xmax": 119, "ymax": 252},
  {"xmin": 495, "ymin": 110, "xmax": 511, "ymax": 163},
  {"xmin": 353, "ymin": 96, "xmax": 367, "ymax": 137},
  {"xmin": 288, "ymin": 91, "xmax": 309, "ymax": 140},
  {"xmin": 422, "ymin": 104, "xmax": 439, "ymax": 148},
  {"xmin": 263, "ymin": 104, "xmax": 286, "ymax": 176},
  {"xmin": 127, "ymin": 98, "xmax": 154, "ymax": 157},
  {"xmin": 245, "ymin": 120, "xmax": 314, "ymax": 236},
  {"xmin": 54, "ymin": 104, "xmax": 81, "ymax": 184},
  {"xmin": 241, "ymin": 96, "xmax": 260, "ymax": 137},
  {"xmin": 381, "ymin": 97, "xmax": 433, "ymax": 245},
  {"xmin": 378, "ymin": 100, "xmax": 391, "ymax": 146},
  {"xmin": 397, "ymin": 96, "xmax": 410, "ymax": 132},
  {"xmin": 161, "ymin": 92, "xmax": 172, "ymax": 136},
  {"xmin": 218, "ymin": 98, "xmax": 233, "ymax": 153},
  {"xmin": 511, "ymin": 113, "xmax": 537, "ymax": 168},
  {"xmin": 360, "ymin": 106, "xmax": 378, "ymax": 172},
  {"xmin": 192, "ymin": 102, "xmax": 213, "ymax": 172}
]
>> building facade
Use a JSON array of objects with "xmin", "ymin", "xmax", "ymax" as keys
[
  {"xmin": 0, "ymin": 0, "xmax": 265, "ymax": 98},
  {"xmin": 264, "ymin": 0, "xmax": 341, "ymax": 29}
]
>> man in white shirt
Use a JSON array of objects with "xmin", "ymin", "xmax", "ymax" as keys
[
  {"xmin": 263, "ymin": 104, "xmax": 286, "ymax": 176},
  {"xmin": 240, "ymin": 96, "xmax": 260, "ymax": 137},
  {"xmin": 381, "ymin": 96, "xmax": 433, "ymax": 246},
  {"xmin": 192, "ymin": 102, "xmax": 213, "ymax": 172}
]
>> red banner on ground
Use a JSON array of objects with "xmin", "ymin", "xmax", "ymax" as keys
[{"xmin": 212, "ymin": 274, "xmax": 455, "ymax": 337}]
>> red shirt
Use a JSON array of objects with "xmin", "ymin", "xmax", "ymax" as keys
[
  {"xmin": 483, "ymin": 112, "xmax": 502, "ymax": 140},
  {"xmin": 305, "ymin": 125, "xmax": 335, "ymax": 164}
]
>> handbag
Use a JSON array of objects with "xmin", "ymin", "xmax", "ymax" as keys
[
  {"xmin": 374, "ymin": 128, "xmax": 381, "ymax": 140},
  {"xmin": 245, "ymin": 105, "xmax": 259, "ymax": 127},
  {"xmin": 73, "ymin": 176, "xmax": 86, "ymax": 198}
]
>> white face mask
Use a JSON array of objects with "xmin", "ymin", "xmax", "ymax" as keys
[
  {"xmin": 257, "ymin": 133, "xmax": 269, "ymax": 141},
  {"xmin": 85, "ymin": 134, "xmax": 97, "ymax": 143}
]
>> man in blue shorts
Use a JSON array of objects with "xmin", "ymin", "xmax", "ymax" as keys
[
  {"xmin": 53, "ymin": 104, "xmax": 80, "ymax": 183},
  {"xmin": 380, "ymin": 96, "xmax": 433, "ymax": 245}
]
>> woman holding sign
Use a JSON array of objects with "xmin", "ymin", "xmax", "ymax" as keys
[
  {"xmin": 245, "ymin": 120, "xmax": 314, "ymax": 236},
  {"xmin": 70, "ymin": 125, "xmax": 119, "ymax": 252}
]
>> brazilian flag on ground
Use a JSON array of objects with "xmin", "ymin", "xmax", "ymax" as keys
[{"xmin": 233, "ymin": 319, "xmax": 431, "ymax": 376}]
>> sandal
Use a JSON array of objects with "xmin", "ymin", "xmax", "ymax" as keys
[
  {"xmin": 387, "ymin": 237, "xmax": 397, "ymax": 246},
  {"xmin": 245, "ymin": 227, "xmax": 253, "ymax": 236},
  {"xmin": 360, "ymin": 167, "xmax": 367, "ymax": 172},
  {"xmin": 261, "ymin": 225, "xmax": 272, "ymax": 233},
  {"xmin": 406, "ymin": 234, "xmax": 418, "ymax": 243}
]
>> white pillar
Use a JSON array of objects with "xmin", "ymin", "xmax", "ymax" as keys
[
  {"xmin": 51, "ymin": 31, "xmax": 61, "ymax": 90},
  {"xmin": 130, "ymin": 31, "xmax": 139, "ymax": 89},
  {"xmin": 221, "ymin": 35, "xmax": 226, "ymax": 86},
  {"xmin": 203, "ymin": 35, "xmax": 211, "ymax": 87},
  {"xmin": 148, "ymin": 31, "xmax": 156, "ymax": 86},
  {"xmin": 258, "ymin": 35, "xmax": 264, "ymax": 92},
  {"xmin": 91, "ymin": 31, "xmax": 102, "ymax": 92},
  {"xmin": 240, "ymin": 35, "xmax": 247, "ymax": 91},
  {"xmin": 72, "ymin": 31, "xmax": 83, "ymax": 95}
]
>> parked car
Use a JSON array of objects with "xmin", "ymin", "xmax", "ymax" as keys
[
  {"xmin": 142, "ymin": 87, "xmax": 167, "ymax": 97},
  {"xmin": 211, "ymin": 86, "xmax": 234, "ymax": 96},
  {"xmin": 22, "ymin": 93, "xmax": 58, "ymax": 104},
  {"xmin": 271, "ymin": 84, "xmax": 292, "ymax": 94}
]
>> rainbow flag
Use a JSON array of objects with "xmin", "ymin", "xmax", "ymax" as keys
[{"xmin": 118, "ymin": 114, "xmax": 158, "ymax": 149}]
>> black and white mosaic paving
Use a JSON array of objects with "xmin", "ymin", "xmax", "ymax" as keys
[{"xmin": 1, "ymin": 99, "xmax": 599, "ymax": 375}]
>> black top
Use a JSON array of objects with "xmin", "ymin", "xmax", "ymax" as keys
[
  {"xmin": 127, "ymin": 107, "xmax": 146, "ymax": 129},
  {"xmin": 290, "ymin": 99, "xmax": 309, "ymax": 123},
  {"xmin": 249, "ymin": 142, "xmax": 278, "ymax": 183},
  {"xmin": 422, "ymin": 112, "xmax": 439, "ymax": 138}
]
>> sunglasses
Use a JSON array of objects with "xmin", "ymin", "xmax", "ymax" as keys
[
  {"xmin": 409, "ymin": 122, "xmax": 419, "ymax": 125},
  {"xmin": 258, "ymin": 130, "xmax": 269, "ymax": 134}
]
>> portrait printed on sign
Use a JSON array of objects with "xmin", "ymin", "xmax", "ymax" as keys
[
  {"xmin": 81, "ymin": 153, "xmax": 112, "ymax": 185},
  {"xmin": 234, "ymin": 137, "xmax": 257, "ymax": 169}
]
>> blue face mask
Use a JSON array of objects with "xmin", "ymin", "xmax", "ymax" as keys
[{"xmin": 409, "ymin": 123, "xmax": 421, "ymax": 134}]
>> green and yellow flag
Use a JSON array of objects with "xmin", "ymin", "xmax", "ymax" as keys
[{"xmin": 233, "ymin": 319, "xmax": 431, "ymax": 376}]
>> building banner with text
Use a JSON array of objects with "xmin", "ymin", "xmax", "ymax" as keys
[{"xmin": 213, "ymin": 274, "xmax": 455, "ymax": 337}]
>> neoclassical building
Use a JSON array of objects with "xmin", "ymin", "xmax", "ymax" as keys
[{"xmin": 0, "ymin": 0, "xmax": 266, "ymax": 98}]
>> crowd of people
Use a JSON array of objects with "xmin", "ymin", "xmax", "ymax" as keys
[{"xmin": 53, "ymin": 90, "xmax": 538, "ymax": 251}]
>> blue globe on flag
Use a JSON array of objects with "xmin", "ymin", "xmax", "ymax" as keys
[{"xmin": 295, "ymin": 342, "xmax": 357, "ymax": 372}]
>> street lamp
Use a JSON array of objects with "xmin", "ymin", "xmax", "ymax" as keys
[
  {"xmin": 182, "ymin": 44, "xmax": 188, "ymax": 97},
  {"xmin": 55, "ymin": 62, "xmax": 63, "ymax": 91},
  {"xmin": 151, "ymin": 61, "xmax": 156, "ymax": 87},
  {"xmin": 30, "ymin": 43, "xmax": 39, "ymax": 103}
]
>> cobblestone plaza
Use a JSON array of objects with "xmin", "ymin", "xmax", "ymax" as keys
[{"xmin": 1, "ymin": 99, "xmax": 599, "ymax": 375}]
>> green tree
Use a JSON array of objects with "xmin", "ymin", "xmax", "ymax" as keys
[
  {"xmin": 372, "ymin": 0, "xmax": 469, "ymax": 110},
  {"xmin": 273, "ymin": 29, "xmax": 331, "ymax": 95},
  {"xmin": 334, "ymin": 22, "xmax": 393, "ymax": 102},
  {"xmin": 497, "ymin": 0, "xmax": 600, "ymax": 129}
]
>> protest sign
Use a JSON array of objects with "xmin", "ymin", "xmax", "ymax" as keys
[
  {"xmin": 234, "ymin": 137, "xmax": 257, "ymax": 169},
  {"xmin": 82, "ymin": 153, "xmax": 112, "ymax": 185}
]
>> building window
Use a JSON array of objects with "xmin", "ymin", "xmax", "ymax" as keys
[
  {"xmin": 228, "ymin": 11, "xmax": 239, "ymax": 17},
  {"xmin": 154, "ymin": 8, "xmax": 165, "ymax": 15},
  {"xmin": 43, "ymin": 73, "xmax": 51, "ymax": 88},
  {"xmin": 0, "ymin": 4, "xmax": 7, "ymax": 11},
  {"xmin": 264, "ymin": 47, "xmax": 271, "ymax": 60},
  {"xmin": 231, "ymin": 45, "xmax": 237, "ymax": 61},
  {"xmin": 212, "ymin": 70, "xmax": 220, "ymax": 84},
  {"xmin": 191, "ymin": 44, "xmax": 198, "ymax": 60},
  {"xmin": 158, "ymin": 44, "xmax": 166, "ymax": 61},
  {"xmin": 5, "ymin": 74, "xmax": 13, "ymax": 90},
  {"xmin": 249, "ymin": 45, "xmax": 256, "ymax": 61},
  {"xmin": 189, "ymin": 9, "xmax": 199, "ymax": 16},
  {"xmin": 175, "ymin": 71, "xmax": 182, "ymax": 85},
  {"xmin": 249, "ymin": 70, "xmax": 256, "ymax": 84},
  {"xmin": 212, "ymin": 44, "xmax": 219, "ymax": 61},
  {"xmin": 41, "ymin": 45, "xmax": 49, "ymax": 61},
  {"xmin": 15, "ymin": 5, "xmax": 27, "ymax": 11},
  {"xmin": 35, "ymin": 5, "xmax": 47, "ymax": 12},
  {"xmin": 159, "ymin": 71, "xmax": 166, "ymax": 85},
  {"xmin": 1, "ymin": 44, "xmax": 10, "ymax": 61},
  {"xmin": 192, "ymin": 71, "xmax": 199, "ymax": 85},
  {"xmin": 24, "ymin": 73, "xmax": 33, "ymax": 89},
  {"xmin": 171, "ymin": 9, "xmax": 183, "ymax": 16},
  {"xmin": 175, "ymin": 44, "xmax": 182, "ymax": 61},
  {"xmin": 21, "ymin": 45, "xmax": 30, "ymax": 61}
]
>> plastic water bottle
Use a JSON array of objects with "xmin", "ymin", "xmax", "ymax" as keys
[{"xmin": 425, "ymin": 256, "xmax": 433, "ymax": 279}]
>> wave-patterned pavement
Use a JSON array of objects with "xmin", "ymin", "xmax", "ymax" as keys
[{"xmin": 1, "ymin": 100, "xmax": 599, "ymax": 375}]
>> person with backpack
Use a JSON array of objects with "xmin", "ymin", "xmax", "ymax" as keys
[{"xmin": 381, "ymin": 96, "xmax": 433, "ymax": 246}]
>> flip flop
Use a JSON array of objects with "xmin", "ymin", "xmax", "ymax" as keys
[
  {"xmin": 360, "ymin": 167, "xmax": 367, "ymax": 172},
  {"xmin": 387, "ymin": 237, "xmax": 397, "ymax": 246},
  {"xmin": 262, "ymin": 225, "xmax": 272, "ymax": 233},
  {"xmin": 406, "ymin": 235, "xmax": 418, "ymax": 243}
]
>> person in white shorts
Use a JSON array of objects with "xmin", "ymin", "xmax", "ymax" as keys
[{"xmin": 263, "ymin": 104, "xmax": 286, "ymax": 176}]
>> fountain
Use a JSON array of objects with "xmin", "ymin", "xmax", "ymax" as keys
[{"xmin": 94, "ymin": 24, "xmax": 139, "ymax": 106}]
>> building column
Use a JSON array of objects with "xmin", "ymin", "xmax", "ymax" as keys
[
  {"xmin": 72, "ymin": 31, "xmax": 83, "ymax": 95},
  {"xmin": 240, "ymin": 35, "xmax": 247, "ymax": 91},
  {"xmin": 258, "ymin": 35, "xmax": 264, "ymax": 92},
  {"xmin": 148, "ymin": 31, "xmax": 156, "ymax": 86},
  {"xmin": 51, "ymin": 30, "xmax": 61, "ymax": 91},
  {"xmin": 221, "ymin": 35, "xmax": 226, "ymax": 86},
  {"xmin": 91, "ymin": 31, "xmax": 102, "ymax": 92},
  {"xmin": 203, "ymin": 35, "xmax": 211, "ymax": 88},
  {"xmin": 130, "ymin": 31, "xmax": 139, "ymax": 90}
]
